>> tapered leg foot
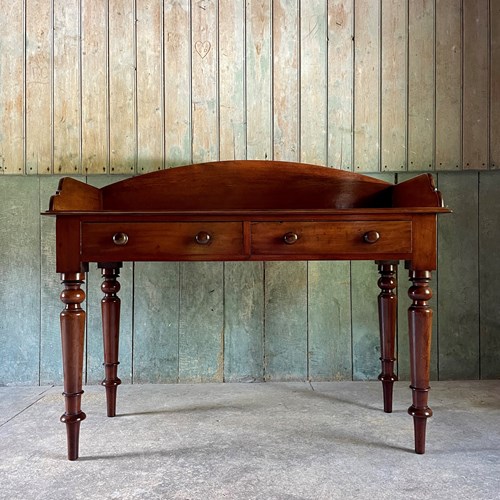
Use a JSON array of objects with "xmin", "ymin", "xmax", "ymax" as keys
[
  {"xmin": 377, "ymin": 262, "xmax": 398, "ymax": 413},
  {"xmin": 99, "ymin": 264, "xmax": 122, "ymax": 417},
  {"xmin": 60, "ymin": 273, "xmax": 87, "ymax": 460},
  {"xmin": 408, "ymin": 270, "xmax": 433, "ymax": 454}
]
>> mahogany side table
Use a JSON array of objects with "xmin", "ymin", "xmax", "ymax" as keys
[{"xmin": 44, "ymin": 160, "xmax": 450, "ymax": 460}]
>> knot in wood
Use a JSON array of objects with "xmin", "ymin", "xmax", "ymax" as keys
[{"xmin": 60, "ymin": 286, "xmax": 85, "ymax": 305}]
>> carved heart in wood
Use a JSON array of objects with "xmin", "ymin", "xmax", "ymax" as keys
[{"xmin": 195, "ymin": 40, "xmax": 211, "ymax": 59}]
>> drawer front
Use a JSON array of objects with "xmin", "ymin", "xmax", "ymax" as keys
[
  {"xmin": 251, "ymin": 221, "xmax": 412, "ymax": 256},
  {"xmin": 81, "ymin": 222, "xmax": 244, "ymax": 260}
]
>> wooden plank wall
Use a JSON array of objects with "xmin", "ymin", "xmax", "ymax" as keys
[{"xmin": 1, "ymin": 1, "xmax": 499, "ymax": 385}]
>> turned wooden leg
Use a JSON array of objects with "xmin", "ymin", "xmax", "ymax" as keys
[
  {"xmin": 99, "ymin": 263, "xmax": 122, "ymax": 417},
  {"xmin": 408, "ymin": 270, "xmax": 433, "ymax": 454},
  {"xmin": 377, "ymin": 262, "xmax": 398, "ymax": 413},
  {"xmin": 60, "ymin": 273, "xmax": 87, "ymax": 461}
]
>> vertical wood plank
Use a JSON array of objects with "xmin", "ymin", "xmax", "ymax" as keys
[
  {"xmin": 191, "ymin": 0, "xmax": 218, "ymax": 163},
  {"xmin": 136, "ymin": 0, "xmax": 164, "ymax": 173},
  {"xmin": 264, "ymin": 262, "xmax": 308, "ymax": 381},
  {"xmin": 81, "ymin": 0, "xmax": 108, "ymax": 174},
  {"xmin": 492, "ymin": 3, "xmax": 500, "ymax": 169},
  {"xmin": 327, "ymin": 0, "xmax": 353, "ymax": 171},
  {"xmin": 308, "ymin": 261, "xmax": 351, "ymax": 381},
  {"xmin": 435, "ymin": 0, "xmax": 461, "ymax": 171},
  {"xmin": 109, "ymin": 0, "xmax": 136, "ymax": 173},
  {"xmin": 179, "ymin": 262, "xmax": 224, "ymax": 382},
  {"xmin": 437, "ymin": 173, "xmax": 479, "ymax": 379},
  {"xmin": 164, "ymin": 0, "xmax": 191, "ymax": 167},
  {"xmin": 267, "ymin": 1, "xmax": 306, "ymax": 382},
  {"xmin": 353, "ymin": 0, "xmax": 379, "ymax": 172},
  {"xmin": 479, "ymin": 172, "xmax": 500, "ymax": 377},
  {"xmin": 224, "ymin": 262, "xmax": 264, "ymax": 382},
  {"xmin": 53, "ymin": 0, "xmax": 81, "ymax": 174},
  {"xmin": 381, "ymin": 0, "xmax": 406, "ymax": 172},
  {"xmin": 300, "ymin": 0, "xmax": 327, "ymax": 165},
  {"xmin": 246, "ymin": 0, "xmax": 272, "ymax": 160},
  {"xmin": 85, "ymin": 176, "xmax": 133, "ymax": 385},
  {"xmin": 133, "ymin": 262, "xmax": 180, "ymax": 383},
  {"xmin": 463, "ymin": 0, "xmax": 489, "ymax": 170},
  {"xmin": 0, "ymin": 1, "xmax": 24, "ymax": 174},
  {"xmin": 219, "ymin": 0, "xmax": 246, "ymax": 161},
  {"xmin": 273, "ymin": 0, "xmax": 299, "ymax": 162},
  {"xmin": 25, "ymin": 0, "xmax": 52, "ymax": 175},
  {"xmin": 0, "ymin": 177, "xmax": 40, "ymax": 384},
  {"xmin": 408, "ymin": 0, "xmax": 434, "ymax": 171},
  {"xmin": 351, "ymin": 173, "xmax": 394, "ymax": 380}
]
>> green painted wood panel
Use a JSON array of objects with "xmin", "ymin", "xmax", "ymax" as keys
[
  {"xmin": 133, "ymin": 262, "xmax": 180, "ymax": 383},
  {"xmin": 224, "ymin": 262, "xmax": 264, "ymax": 382},
  {"xmin": 178, "ymin": 262, "xmax": 224, "ymax": 383},
  {"xmin": 0, "ymin": 177, "xmax": 40, "ymax": 385},
  {"xmin": 437, "ymin": 173, "xmax": 480, "ymax": 379},
  {"xmin": 264, "ymin": 261, "xmax": 308, "ymax": 381},
  {"xmin": 308, "ymin": 261, "xmax": 351, "ymax": 380},
  {"xmin": 478, "ymin": 172, "xmax": 500, "ymax": 378}
]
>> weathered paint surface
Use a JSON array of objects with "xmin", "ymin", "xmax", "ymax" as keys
[{"xmin": 0, "ymin": 2, "xmax": 499, "ymax": 384}]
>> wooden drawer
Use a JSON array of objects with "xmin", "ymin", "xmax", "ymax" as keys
[
  {"xmin": 81, "ymin": 222, "xmax": 244, "ymax": 261},
  {"xmin": 251, "ymin": 221, "xmax": 412, "ymax": 256}
]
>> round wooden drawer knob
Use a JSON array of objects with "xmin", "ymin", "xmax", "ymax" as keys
[
  {"xmin": 283, "ymin": 232, "xmax": 299, "ymax": 245},
  {"xmin": 195, "ymin": 231, "xmax": 212, "ymax": 245},
  {"xmin": 112, "ymin": 232, "xmax": 129, "ymax": 246},
  {"xmin": 363, "ymin": 230, "xmax": 380, "ymax": 244}
]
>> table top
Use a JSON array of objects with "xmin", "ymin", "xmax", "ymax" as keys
[{"xmin": 44, "ymin": 160, "xmax": 449, "ymax": 273}]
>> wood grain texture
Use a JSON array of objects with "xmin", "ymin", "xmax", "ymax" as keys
[
  {"xmin": 478, "ymin": 172, "xmax": 500, "ymax": 377},
  {"xmin": 273, "ymin": 0, "xmax": 299, "ymax": 162},
  {"xmin": 381, "ymin": 0, "xmax": 406, "ymax": 171},
  {"xmin": 246, "ymin": 0, "xmax": 272, "ymax": 160},
  {"xmin": 25, "ymin": 0, "xmax": 52, "ymax": 174},
  {"xmin": 39, "ymin": 176, "xmax": 75, "ymax": 384},
  {"xmin": 408, "ymin": 0, "xmax": 434, "ymax": 171},
  {"xmin": 164, "ymin": 0, "xmax": 191, "ymax": 166},
  {"xmin": 133, "ymin": 262, "xmax": 180, "ymax": 383},
  {"xmin": 136, "ymin": 0, "xmax": 164, "ymax": 173},
  {"xmin": 224, "ymin": 262, "xmax": 265, "ymax": 381},
  {"xmin": 81, "ymin": 0, "xmax": 108, "ymax": 174},
  {"xmin": 327, "ymin": 0, "xmax": 353, "ymax": 170},
  {"xmin": 437, "ymin": 173, "xmax": 479, "ymax": 379},
  {"xmin": 435, "ymin": 0, "xmax": 461, "ymax": 171},
  {"xmin": 351, "ymin": 173, "xmax": 394, "ymax": 380},
  {"xmin": 492, "ymin": 3, "xmax": 500, "ymax": 169},
  {"xmin": 264, "ymin": 261, "xmax": 308, "ymax": 381},
  {"xmin": 463, "ymin": 0, "xmax": 489, "ymax": 170},
  {"xmin": 191, "ymin": 0, "xmax": 218, "ymax": 163},
  {"xmin": 300, "ymin": 0, "xmax": 327, "ymax": 165},
  {"xmin": 85, "ymin": 176, "xmax": 133, "ymax": 385},
  {"xmin": 0, "ymin": 0, "xmax": 24, "ymax": 173},
  {"xmin": 353, "ymin": 0, "xmax": 379, "ymax": 172},
  {"xmin": 219, "ymin": 0, "xmax": 246, "ymax": 161},
  {"xmin": 0, "ymin": 177, "xmax": 40, "ymax": 384},
  {"xmin": 109, "ymin": 0, "xmax": 136, "ymax": 173},
  {"xmin": 396, "ymin": 173, "xmax": 438, "ymax": 381},
  {"xmin": 178, "ymin": 262, "xmax": 224, "ymax": 382},
  {"xmin": 53, "ymin": 0, "xmax": 81, "ymax": 174},
  {"xmin": 308, "ymin": 261, "xmax": 351, "ymax": 380}
]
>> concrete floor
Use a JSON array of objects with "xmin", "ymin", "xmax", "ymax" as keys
[{"xmin": 0, "ymin": 380, "xmax": 499, "ymax": 500}]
